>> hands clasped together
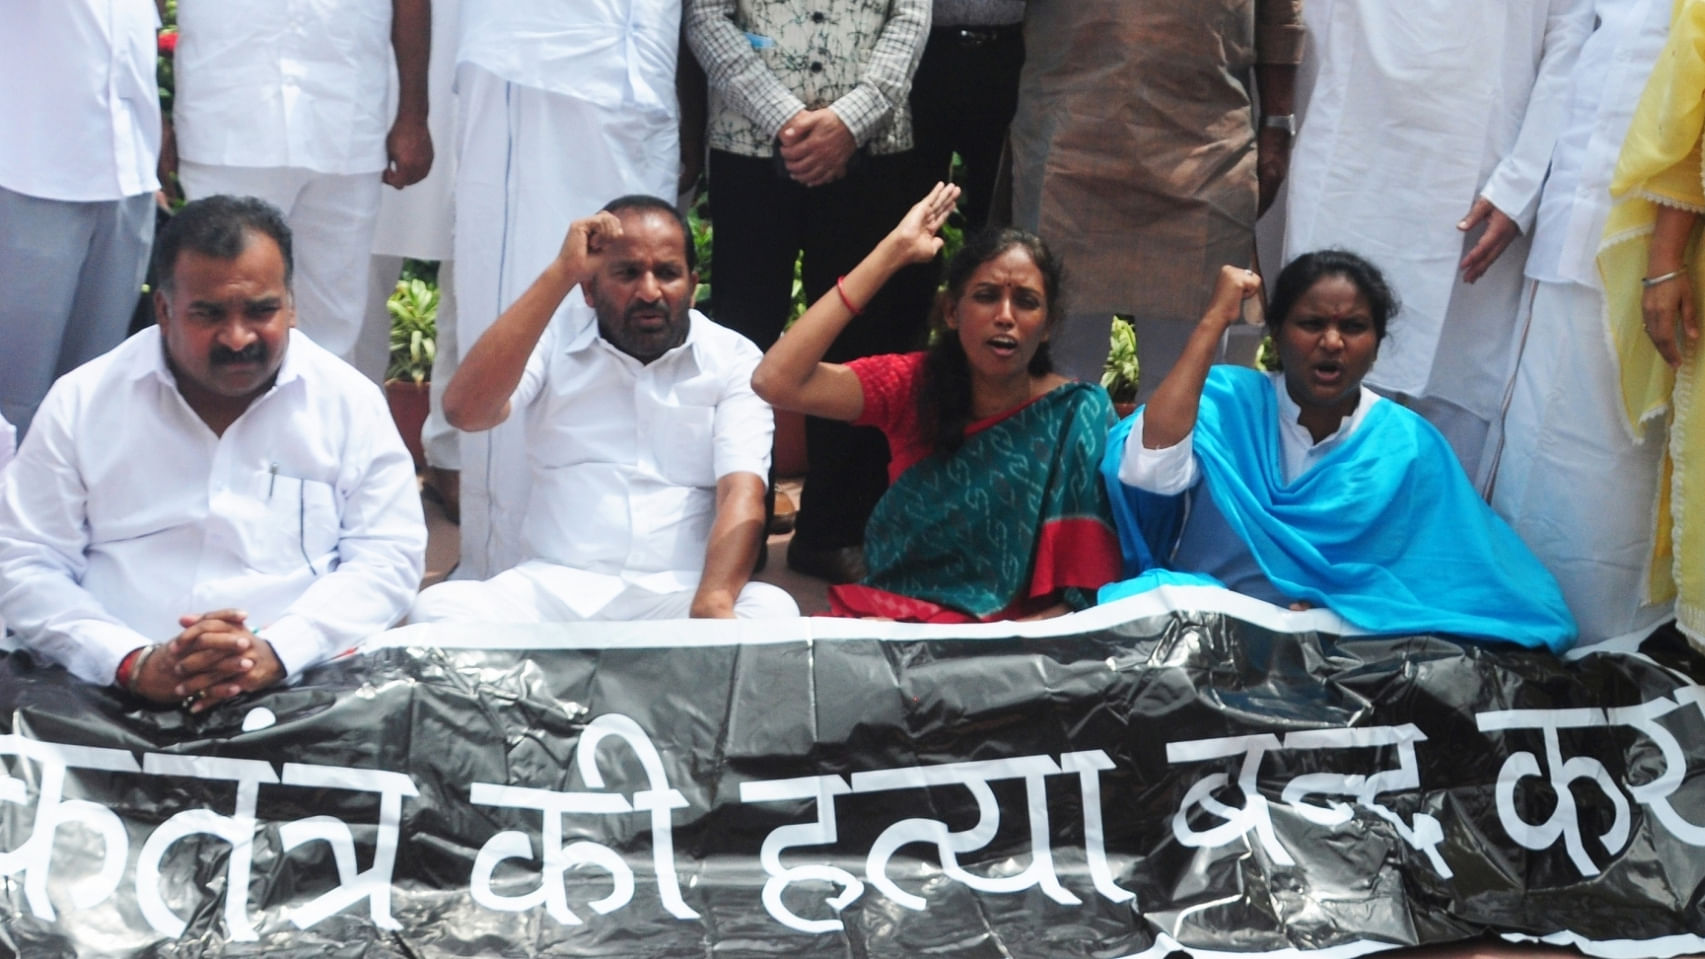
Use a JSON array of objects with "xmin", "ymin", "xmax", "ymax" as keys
[{"xmin": 127, "ymin": 609, "xmax": 285, "ymax": 714}]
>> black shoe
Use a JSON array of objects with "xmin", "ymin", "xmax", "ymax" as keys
[{"xmin": 787, "ymin": 540, "xmax": 866, "ymax": 584}]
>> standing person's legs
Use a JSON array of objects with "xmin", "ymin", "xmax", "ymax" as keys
[
  {"xmin": 704, "ymin": 150, "xmax": 809, "ymax": 553},
  {"xmin": 789, "ymin": 153, "xmax": 937, "ymax": 573},
  {"xmin": 59, "ymin": 191, "xmax": 154, "ymax": 377},
  {"xmin": 909, "ymin": 25, "xmax": 1025, "ymax": 231},
  {"xmin": 0, "ymin": 187, "xmax": 153, "ymax": 436},
  {"xmin": 422, "ymin": 264, "xmax": 460, "ymax": 472},
  {"xmin": 288, "ymin": 171, "xmax": 385, "ymax": 364},
  {"xmin": 1487, "ymin": 280, "xmax": 1670, "ymax": 643},
  {"xmin": 359, "ymin": 254, "xmax": 405, "ymax": 383},
  {"xmin": 1052, "ymin": 313, "xmax": 1214, "ymax": 404},
  {"xmin": 703, "ymin": 150, "xmax": 806, "ymax": 349}
]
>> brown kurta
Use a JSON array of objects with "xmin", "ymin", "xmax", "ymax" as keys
[{"xmin": 1009, "ymin": 0, "xmax": 1303, "ymax": 321}]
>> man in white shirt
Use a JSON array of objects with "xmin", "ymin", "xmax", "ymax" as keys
[
  {"xmin": 411, "ymin": 196, "xmax": 797, "ymax": 622},
  {"xmin": 452, "ymin": 0, "xmax": 688, "ymax": 580},
  {"xmin": 165, "ymin": 0, "xmax": 431, "ymax": 367},
  {"xmin": 0, "ymin": 1, "xmax": 161, "ymax": 437},
  {"xmin": 0, "ymin": 196, "xmax": 426, "ymax": 712}
]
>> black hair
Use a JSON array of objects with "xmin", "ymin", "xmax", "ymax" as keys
[
  {"xmin": 152, "ymin": 194, "xmax": 294, "ymax": 292},
  {"xmin": 600, "ymin": 194, "xmax": 696, "ymax": 272},
  {"xmin": 918, "ymin": 227, "xmax": 1067, "ymax": 455},
  {"xmin": 1266, "ymin": 249, "xmax": 1399, "ymax": 341}
]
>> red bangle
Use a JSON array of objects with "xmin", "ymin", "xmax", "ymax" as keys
[
  {"xmin": 836, "ymin": 275, "xmax": 863, "ymax": 315},
  {"xmin": 114, "ymin": 646, "xmax": 144, "ymax": 690}
]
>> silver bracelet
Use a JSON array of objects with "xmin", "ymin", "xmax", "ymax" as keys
[
  {"xmin": 127, "ymin": 644, "xmax": 156, "ymax": 694},
  {"xmin": 1643, "ymin": 268, "xmax": 1687, "ymax": 288}
]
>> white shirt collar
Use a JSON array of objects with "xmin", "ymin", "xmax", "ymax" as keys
[{"xmin": 1268, "ymin": 371, "xmax": 1382, "ymax": 483}]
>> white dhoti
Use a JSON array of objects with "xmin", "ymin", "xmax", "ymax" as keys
[
  {"xmin": 1487, "ymin": 278, "xmax": 1671, "ymax": 644},
  {"xmin": 451, "ymin": 63, "xmax": 679, "ymax": 578},
  {"xmin": 411, "ymin": 559, "xmax": 799, "ymax": 622}
]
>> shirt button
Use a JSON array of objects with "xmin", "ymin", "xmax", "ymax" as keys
[
  {"xmin": 813, "ymin": 11, "xmax": 825, "ymax": 21},
  {"xmin": 809, "ymin": 61, "xmax": 823, "ymax": 73}
]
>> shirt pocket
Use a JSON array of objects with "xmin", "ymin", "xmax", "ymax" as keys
[
  {"xmin": 653, "ymin": 404, "xmax": 718, "ymax": 489},
  {"xmin": 240, "ymin": 469, "xmax": 341, "ymax": 575}
]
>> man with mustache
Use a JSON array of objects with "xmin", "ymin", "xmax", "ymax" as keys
[
  {"xmin": 0, "ymin": 195, "xmax": 426, "ymax": 712},
  {"xmin": 410, "ymin": 196, "xmax": 798, "ymax": 623}
]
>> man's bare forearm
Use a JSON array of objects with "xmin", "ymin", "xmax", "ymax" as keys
[{"xmin": 690, "ymin": 473, "xmax": 767, "ymax": 618}]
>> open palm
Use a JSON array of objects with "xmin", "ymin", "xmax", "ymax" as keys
[{"xmin": 889, "ymin": 182, "xmax": 961, "ymax": 265}]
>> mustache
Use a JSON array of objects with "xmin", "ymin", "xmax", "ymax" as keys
[
  {"xmin": 210, "ymin": 342, "xmax": 268, "ymax": 366},
  {"xmin": 625, "ymin": 300, "xmax": 670, "ymax": 321}
]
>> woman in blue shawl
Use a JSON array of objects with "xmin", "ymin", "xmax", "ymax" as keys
[{"xmin": 1101, "ymin": 251, "xmax": 1576, "ymax": 652}]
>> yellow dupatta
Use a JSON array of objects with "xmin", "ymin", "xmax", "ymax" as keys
[{"xmin": 1599, "ymin": 0, "xmax": 1705, "ymax": 632}]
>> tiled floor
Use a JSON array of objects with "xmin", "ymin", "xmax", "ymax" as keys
[{"xmin": 420, "ymin": 477, "xmax": 831, "ymax": 615}]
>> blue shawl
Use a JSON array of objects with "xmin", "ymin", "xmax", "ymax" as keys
[{"xmin": 1099, "ymin": 366, "xmax": 1577, "ymax": 652}]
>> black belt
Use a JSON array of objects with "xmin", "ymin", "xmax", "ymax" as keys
[{"xmin": 935, "ymin": 24, "xmax": 1022, "ymax": 48}]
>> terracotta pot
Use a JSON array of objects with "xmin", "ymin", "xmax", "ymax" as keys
[
  {"xmin": 773, "ymin": 407, "xmax": 809, "ymax": 478},
  {"xmin": 1113, "ymin": 400, "xmax": 1138, "ymax": 420},
  {"xmin": 385, "ymin": 379, "xmax": 430, "ymax": 471}
]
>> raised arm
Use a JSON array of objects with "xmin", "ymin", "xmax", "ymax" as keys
[
  {"xmin": 1141, "ymin": 266, "xmax": 1264, "ymax": 449},
  {"xmin": 750, "ymin": 182, "xmax": 959, "ymax": 419},
  {"xmin": 444, "ymin": 212, "xmax": 621, "ymax": 431}
]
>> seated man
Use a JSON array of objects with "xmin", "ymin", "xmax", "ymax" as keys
[
  {"xmin": 410, "ymin": 196, "xmax": 798, "ymax": 622},
  {"xmin": 0, "ymin": 195, "xmax": 426, "ymax": 712},
  {"xmin": 1101, "ymin": 251, "xmax": 1576, "ymax": 652}
]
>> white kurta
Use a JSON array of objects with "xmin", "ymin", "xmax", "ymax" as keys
[
  {"xmin": 0, "ymin": 0, "xmax": 159, "ymax": 202},
  {"xmin": 1283, "ymin": 0, "xmax": 1591, "ymax": 472},
  {"xmin": 0, "ymin": 330, "xmax": 425, "ymax": 685},
  {"xmin": 410, "ymin": 310, "xmax": 797, "ymax": 622}
]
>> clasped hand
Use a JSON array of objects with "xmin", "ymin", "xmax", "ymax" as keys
[
  {"xmin": 130, "ymin": 609, "xmax": 285, "ymax": 713},
  {"xmin": 779, "ymin": 109, "xmax": 857, "ymax": 187}
]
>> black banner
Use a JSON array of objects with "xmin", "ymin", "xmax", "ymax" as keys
[{"xmin": 3, "ymin": 593, "xmax": 1705, "ymax": 957}]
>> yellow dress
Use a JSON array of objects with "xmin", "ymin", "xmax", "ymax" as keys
[{"xmin": 1599, "ymin": 0, "xmax": 1705, "ymax": 636}]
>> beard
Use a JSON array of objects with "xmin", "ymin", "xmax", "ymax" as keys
[{"xmin": 597, "ymin": 297, "xmax": 690, "ymax": 364}]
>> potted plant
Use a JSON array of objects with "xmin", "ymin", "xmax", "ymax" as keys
[
  {"xmin": 1102, "ymin": 315, "xmax": 1140, "ymax": 418},
  {"xmin": 386, "ymin": 276, "xmax": 438, "ymax": 470}
]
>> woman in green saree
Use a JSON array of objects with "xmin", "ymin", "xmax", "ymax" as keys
[{"xmin": 752, "ymin": 183, "xmax": 1121, "ymax": 621}]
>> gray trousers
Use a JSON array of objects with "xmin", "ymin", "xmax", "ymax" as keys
[{"xmin": 0, "ymin": 186, "xmax": 154, "ymax": 435}]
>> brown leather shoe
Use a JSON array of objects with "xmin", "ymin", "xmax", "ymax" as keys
[
  {"xmin": 768, "ymin": 489, "xmax": 798, "ymax": 535},
  {"xmin": 786, "ymin": 540, "xmax": 866, "ymax": 584},
  {"xmin": 423, "ymin": 467, "xmax": 460, "ymax": 525}
]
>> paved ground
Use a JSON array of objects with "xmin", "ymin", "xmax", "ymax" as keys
[{"xmin": 420, "ymin": 476, "xmax": 831, "ymax": 615}]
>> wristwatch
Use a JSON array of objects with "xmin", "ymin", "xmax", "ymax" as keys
[{"xmin": 1261, "ymin": 114, "xmax": 1297, "ymax": 137}]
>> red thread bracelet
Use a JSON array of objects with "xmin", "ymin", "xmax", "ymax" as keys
[
  {"xmin": 115, "ymin": 646, "xmax": 145, "ymax": 691},
  {"xmin": 836, "ymin": 275, "xmax": 863, "ymax": 315}
]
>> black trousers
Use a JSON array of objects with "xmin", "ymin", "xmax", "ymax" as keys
[
  {"xmin": 908, "ymin": 24, "xmax": 1025, "ymax": 232},
  {"xmin": 707, "ymin": 149, "xmax": 937, "ymax": 548}
]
